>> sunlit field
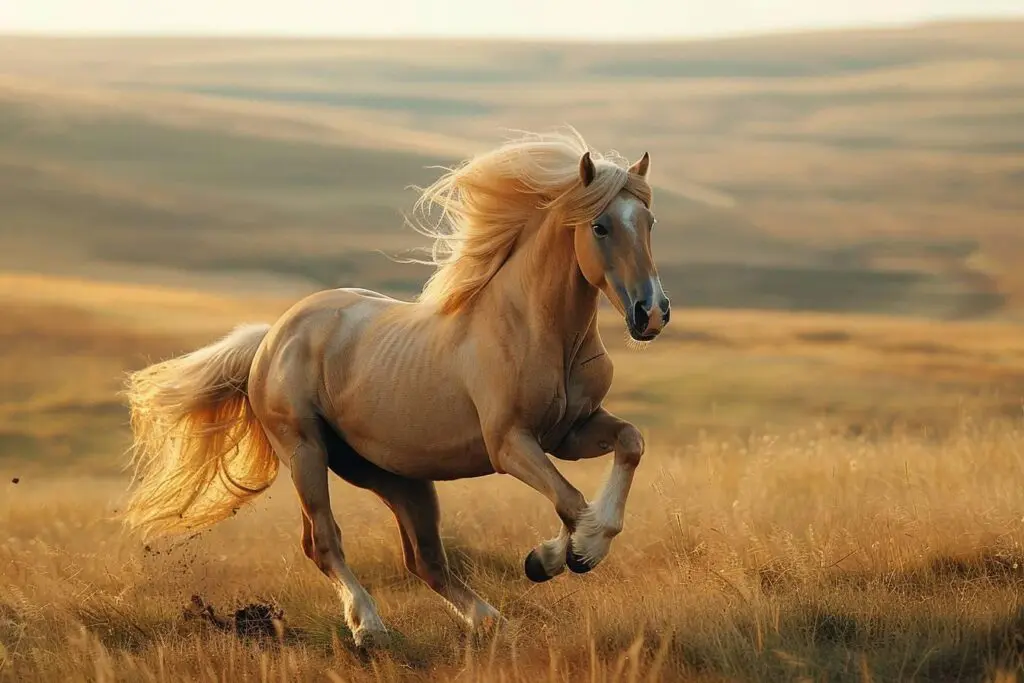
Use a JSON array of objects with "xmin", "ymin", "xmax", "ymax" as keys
[
  {"xmin": 3, "ymin": 277, "xmax": 1024, "ymax": 681},
  {"xmin": 4, "ymin": 397, "xmax": 1024, "ymax": 681},
  {"xmin": 3, "ymin": 18, "xmax": 1024, "ymax": 683}
]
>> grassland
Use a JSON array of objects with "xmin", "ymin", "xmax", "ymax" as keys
[
  {"xmin": 3, "ymin": 275, "xmax": 1024, "ymax": 681},
  {"xmin": 3, "ymin": 414, "xmax": 1024, "ymax": 682},
  {"xmin": 3, "ymin": 18, "xmax": 1024, "ymax": 682}
]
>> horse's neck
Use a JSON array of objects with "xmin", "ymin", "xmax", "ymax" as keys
[{"xmin": 510, "ymin": 213, "xmax": 600, "ymax": 358}]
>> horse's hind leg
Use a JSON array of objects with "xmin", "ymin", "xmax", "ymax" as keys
[
  {"xmin": 319, "ymin": 421, "xmax": 501, "ymax": 631},
  {"xmin": 286, "ymin": 436, "xmax": 387, "ymax": 647},
  {"xmin": 377, "ymin": 478, "xmax": 503, "ymax": 631}
]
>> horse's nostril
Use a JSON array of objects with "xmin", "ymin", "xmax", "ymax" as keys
[
  {"xmin": 633, "ymin": 300, "xmax": 650, "ymax": 332},
  {"xmin": 661, "ymin": 300, "xmax": 671, "ymax": 324}
]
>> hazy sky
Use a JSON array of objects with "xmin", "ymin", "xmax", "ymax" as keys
[{"xmin": 2, "ymin": 0, "xmax": 1023, "ymax": 40}]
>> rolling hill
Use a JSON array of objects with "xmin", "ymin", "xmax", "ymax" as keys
[{"xmin": 1, "ymin": 20, "xmax": 1023, "ymax": 318}]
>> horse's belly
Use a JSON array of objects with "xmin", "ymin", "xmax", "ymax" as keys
[
  {"xmin": 325, "ymin": 313, "xmax": 496, "ymax": 480},
  {"xmin": 348, "ymin": 433, "xmax": 495, "ymax": 480},
  {"xmin": 333, "ymin": 407, "xmax": 495, "ymax": 481}
]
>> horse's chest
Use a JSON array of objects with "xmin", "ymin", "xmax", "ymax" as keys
[{"xmin": 536, "ymin": 358, "xmax": 611, "ymax": 451}]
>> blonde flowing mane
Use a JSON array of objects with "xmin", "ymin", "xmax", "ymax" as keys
[{"xmin": 409, "ymin": 127, "xmax": 653, "ymax": 314}]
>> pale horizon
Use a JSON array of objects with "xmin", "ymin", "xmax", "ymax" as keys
[{"xmin": 2, "ymin": 0, "xmax": 1023, "ymax": 41}]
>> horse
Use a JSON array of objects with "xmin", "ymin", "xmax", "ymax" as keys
[{"xmin": 120, "ymin": 127, "xmax": 670, "ymax": 647}]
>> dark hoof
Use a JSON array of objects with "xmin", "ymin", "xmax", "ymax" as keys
[
  {"xmin": 566, "ymin": 547, "xmax": 594, "ymax": 575},
  {"xmin": 524, "ymin": 549, "xmax": 555, "ymax": 583}
]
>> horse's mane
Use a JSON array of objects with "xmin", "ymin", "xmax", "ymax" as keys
[{"xmin": 408, "ymin": 127, "xmax": 652, "ymax": 315}]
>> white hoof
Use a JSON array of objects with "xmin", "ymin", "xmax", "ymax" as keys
[
  {"xmin": 352, "ymin": 618, "xmax": 389, "ymax": 649},
  {"xmin": 467, "ymin": 601, "xmax": 505, "ymax": 633}
]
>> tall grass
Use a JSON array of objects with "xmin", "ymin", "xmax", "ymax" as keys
[{"xmin": 3, "ymin": 415, "xmax": 1023, "ymax": 681}]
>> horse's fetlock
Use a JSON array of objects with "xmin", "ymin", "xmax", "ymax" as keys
[
  {"xmin": 414, "ymin": 558, "xmax": 446, "ymax": 588},
  {"xmin": 603, "ymin": 522, "xmax": 623, "ymax": 538}
]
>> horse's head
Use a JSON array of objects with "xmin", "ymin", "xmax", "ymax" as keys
[{"xmin": 573, "ymin": 151, "xmax": 670, "ymax": 342}]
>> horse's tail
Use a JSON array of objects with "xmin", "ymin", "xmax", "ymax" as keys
[{"xmin": 121, "ymin": 322, "xmax": 278, "ymax": 540}]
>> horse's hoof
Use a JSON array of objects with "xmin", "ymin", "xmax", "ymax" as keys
[
  {"xmin": 467, "ymin": 600, "xmax": 506, "ymax": 632},
  {"xmin": 524, "ymin": 549, "xmax": 555, "ymax": 583},
  {"xmin": 475, "ymin": 610, "xmax": 507, "ymax": 636},
  {"xmin": 352, "ymin": 625, "xmax": 389, "ymax": 650},
  {"xmin": 566, "ymin": 547, "xmax": 594, "ymax": 575}
]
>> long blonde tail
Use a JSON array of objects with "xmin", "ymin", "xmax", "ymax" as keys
[{"xmin": 121, "ymin": 323, "xmax": 279, "ymax": 540}]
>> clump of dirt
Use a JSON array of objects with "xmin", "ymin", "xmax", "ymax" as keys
[
  {"xmin": 235, "ymin": 602, "xmax": 286, "ymax": 639},
  {"xmin": 182, "ymin": 594, "xmax": 285, "ymax": 641}
]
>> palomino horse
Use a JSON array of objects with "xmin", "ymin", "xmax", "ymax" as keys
[{"xmin": 121, "ymin": 128, "xmax": 670, "ymax": 647}]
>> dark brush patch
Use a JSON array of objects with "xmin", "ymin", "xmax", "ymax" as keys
[
  {"xmin": 234, "ymin": 603, "xmax": 286, "ymax": 640},
  {"xmin": 182, "ymin": 594, "xmax": 285, "ymax": 642}
]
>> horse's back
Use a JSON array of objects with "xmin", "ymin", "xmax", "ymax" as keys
[
  {"xmin": 250, "ymin": 286, "xmax": 493, "ymax": 480},
  {"xmin": 248, "ymin": 286, "xmax": 405, "ymax": 422},
  {"xmin": 263, "ymin": 286, "xmax": 405, "ymax": 345}
]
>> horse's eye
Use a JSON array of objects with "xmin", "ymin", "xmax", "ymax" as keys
[{"xmin": 592, "ymin": 223, "xmax": 609, "ymax": 238}]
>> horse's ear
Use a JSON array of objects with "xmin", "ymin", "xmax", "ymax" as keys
[
  {"xmin": 579, "ymin": 151, "xmax": 596, "ymax": 187},
  {"xmin": 629, "ymin": 151, "xmax": 650, "ymax": 178}
]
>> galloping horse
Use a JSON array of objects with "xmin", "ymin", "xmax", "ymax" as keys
[{"xmin": 121, "ymin": 128, "xmax": 670, "ymax": 646}]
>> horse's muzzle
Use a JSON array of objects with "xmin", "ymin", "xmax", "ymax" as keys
[{"xmin": 627, "ymin": 295, "xmax": 670, "ymax": 341}]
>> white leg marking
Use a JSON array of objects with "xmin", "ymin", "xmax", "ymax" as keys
[
  {"xmin": 536, "ymin": 525, "xmax": 571, "ymax": 576},
  {"xmin": 570, "ymin": 445, "xmax": 639, "ymax": 566},
  {"xmin": 570, "ymin": 467, "xmax": 627, "ymax": 563},
  {"xmin": 331, "ymin": 565, "xmax": 388, "ymax": 647},
  {"xmin": 429, "ymin": 577, "xmax": 504, "ymax": 631},
  {"xmin": 463, "ymin": 599, "xmax": 504, "ymax": 632}
]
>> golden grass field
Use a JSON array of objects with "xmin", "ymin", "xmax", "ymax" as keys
[
  {"xmin": 3, "ymin": 275, "xmax": 1024, "ymax": 682},
  {"xmin": 3, "ymin": 18, "xmax": 1024, "ymax": 682},
  {"xmin": 3, "ymin": 414, "xmax": 1024, "ymax": 682}
]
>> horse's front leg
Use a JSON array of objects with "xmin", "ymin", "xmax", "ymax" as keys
[
  {"xmin": 489, "ymin": 413, "xmax": 644, "ymax": 582},
  {"xmin": 524, "ymin": 408, "xmax": 645, "ymax": 582},
  {"xmin": 487, "ymin": 428, "xmax": 589, "ymax": 577}
]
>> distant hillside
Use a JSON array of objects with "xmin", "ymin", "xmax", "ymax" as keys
[{"xmin": 1, "ymin": 20, "xmax": 1022, "ymax": 318}]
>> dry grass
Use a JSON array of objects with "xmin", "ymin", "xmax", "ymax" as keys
[
  {"xmin": 3, "ymin": 417, "xmax": 1024, "ymax": 682},
  {"xmin": 1, "ymin": 278, "xmax": 1024, "ymax": 681}
]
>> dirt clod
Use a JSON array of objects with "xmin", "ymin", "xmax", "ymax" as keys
[
  {"xmin": 182, "ymin": 594, "xmax": 285, "ymax": 641},
  {"xmin": 234, "ymin": 602, "xmax": 285, "ymax": 639},
  {"xmin": 11, "ymin": 477, "xmax": 19, "ymax": 484}
]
